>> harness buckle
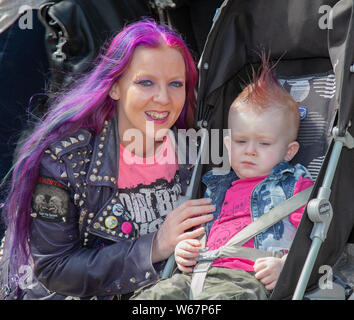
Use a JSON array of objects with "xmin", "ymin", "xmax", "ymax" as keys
[{"xmin": 195, "ymin": 249, "xmax": 219, "ymax": 262}]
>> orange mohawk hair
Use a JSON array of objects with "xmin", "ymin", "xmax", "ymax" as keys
[{"xmin": 230, "ymin": 52, "xmax": 300, "ymax": 138}]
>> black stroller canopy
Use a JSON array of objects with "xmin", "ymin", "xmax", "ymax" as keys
[
  {"xmin": 195, "ymin": 0, "xmax": 354, "ymax": 299},
  {"xmin": 197, "ymin": 0, "xmax": 353, "ymax": 134}
]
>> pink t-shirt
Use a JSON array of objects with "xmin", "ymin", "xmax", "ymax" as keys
[
  {"xmin": 206, "ymin": 175, "xmax": 313, "ymax": 271},
  {"xmin": 117, "ymin": 135, "xmax": 181, "ymax": 236}
]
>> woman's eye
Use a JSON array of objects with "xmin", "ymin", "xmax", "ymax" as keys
[
  {"xmin": 235, "ymin": 140, "xmax": 246, "ymax": 144},
  {"xmin": 169, "ymin": 81, "xmax": 184, "ymax": 88},
  {"xmin": 260, "ymin": 142, "xmax": 271, "ymax": 146},
  {"xmin": 137, "ymin": 79, "xmax": 153, "ymax": 87}
]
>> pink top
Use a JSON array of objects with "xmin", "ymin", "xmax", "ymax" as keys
[
  {"xmin": 116, "ymin": 135, "xmax": 181, "ymax": 237},
  {"xmin": 118, "ymin": 135, "xmax": 178, "ymax": 189},
  {"xmin": 206, "ymin": 175, "xmax": 313, "ymax": 271}
]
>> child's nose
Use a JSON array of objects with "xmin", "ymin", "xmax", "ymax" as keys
[{"xmin": 245, "ymin": 142, "xmax": 257, "ymax": 156}]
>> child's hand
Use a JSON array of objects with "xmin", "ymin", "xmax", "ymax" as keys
[
  {"xmin": 253, "ymin": 255, "xmax": 287, "ymax": 290},
  {"xmin": 174, "ymin": 238, "xmax": 202, "ymax": 273}
]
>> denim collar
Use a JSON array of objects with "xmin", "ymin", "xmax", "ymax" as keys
[
  {"xmin": 202, "ymin": 161, "xmax": 294, "ymax": 192},
  {"xmin": 265, "ymin": 161, "xmax": 296, "ymax": 181},
  {"xmin": 202, "ymin": 169, "xmax": 237, "ymax": 194}
]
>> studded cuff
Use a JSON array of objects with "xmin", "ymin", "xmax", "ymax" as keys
[{"xmin": 109, "ymin": 231, "xmax": 160, "ymax": 294}]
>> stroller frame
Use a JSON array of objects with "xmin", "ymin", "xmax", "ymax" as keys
[{"xmin": 294, "ymin": 126, "xmax": 354, "ymax": 299}]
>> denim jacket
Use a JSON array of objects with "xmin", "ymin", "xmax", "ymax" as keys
[{"xmin": 202, "ymin": 161, "xmax": 313, "ymax": 252}]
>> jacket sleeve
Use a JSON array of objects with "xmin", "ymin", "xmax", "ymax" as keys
[
  {"xmin": 30, "ymin": 220, "xmax": 159, "ymax": 297},
  {"xmin": 288, "ymin": 176, "xmax": 314, "ymax": 228},
  {"xmin": 30, "ymin": 161, "xmax": 160, "ymax": 297}
]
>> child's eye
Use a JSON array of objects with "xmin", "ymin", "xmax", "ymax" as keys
[
  {"xmin": 136, "ymin": 79, "xmax": 153, "ymax": 87},
  {"xmin": 235, "ymin": 140, "xmax": 246, "ymax": 144},
  {"xmin": 260, "ymin": 142, "xmax": 271, "ymax": 146},
  {"xmin": 169, "ymin": 81, "xmax": 184, "ymax": 88}
]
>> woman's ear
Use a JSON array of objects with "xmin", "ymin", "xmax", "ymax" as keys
[
  {"xmin": 284, "ymin": 141, "xmax": 300, "ymax": 161},
  {"xmin": 109, "ymin": 82, "xmax": 120, "ymax": 101}
]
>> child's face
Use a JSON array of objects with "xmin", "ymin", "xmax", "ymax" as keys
[{"xmin": 224, "ymin": 107, "xmax": 299, "ymax": 179}]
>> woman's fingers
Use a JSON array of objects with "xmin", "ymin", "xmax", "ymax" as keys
[
  {"xmin": 161, "ymin": 199, "xmax": 214, "ymax": 233},
  {"xmin": 180, "ymin": 198, "xmax": 213, "ymax": 208},
  {"xmin": 177, "ymin": 198, "xmax": 214, "ymax": 217},
  {"xmin": 181, "ymin": 227, "xmax": 206, "ymax": 241},
  {"xmin": 177, "ymin": 226, "xmax": 208, "ymax": 245},
  {"xmin": 179, "ymin": 213, "xmax": 214, "ymax": 232},
  {"xmin": 152, "ymin": 198, "xmax": 215, "ymax": 263},
  {"xmin": 174, "ymin": 203, "xmax": 215, "ymax": 223}
]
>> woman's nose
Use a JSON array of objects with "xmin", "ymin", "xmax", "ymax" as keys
[{"xmin": 153, "ymin": 85, "xmax": 170, "ymax": 105}]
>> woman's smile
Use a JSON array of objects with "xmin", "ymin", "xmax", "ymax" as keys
[{"xmin": 145, "ymin": 110, "xmax": 170, "ymax": 123}]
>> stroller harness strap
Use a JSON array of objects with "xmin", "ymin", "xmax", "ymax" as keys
[
  {"xmin": 195, "ymin": 246, "xmax": 273, "ymax": 264},
  {"xmin": 189, "ymin": 185, "xmax": 314, "ymax": 299}
]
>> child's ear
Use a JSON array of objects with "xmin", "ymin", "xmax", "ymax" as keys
[
  {"xmin": 224, "ymin": 135, "xmax": 231, "ymax": 153},
  {"xmin": 109, "ymin": 82, "xmax": 120, "ymax": 100},
  {"xmin": 284, "ymin": 141, "xmax": 300, "ymax": 161},
  {"xmin": 224, "ymin": 135, "xmax": 231, "ymax": 162}
]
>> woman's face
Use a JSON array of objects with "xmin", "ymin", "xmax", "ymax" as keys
[{"xmin": 110, "ymin": 45, "xmax": 186, "ymax": 154}]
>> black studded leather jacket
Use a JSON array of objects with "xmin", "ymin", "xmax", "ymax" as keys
[{"xmin": 26, "ymin": 115, "xmax": 194, "ymax": 299}]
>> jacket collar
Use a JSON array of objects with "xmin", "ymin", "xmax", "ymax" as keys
[
  {"xmin": 202, "ymin": 161, "xmax": 294, "ymax": 192},
  {"xmin": 86, "ymin": 115, "xmax": 193, "ymax": 190},
  {"xmin": 86, "ymin": 116, "xmax": 119, "ymax": 188},
  {"xmin": 202, "ymin": 169, "xmax": 237, "ymax": 194},
  {"xmin": 265, "ymin": 161, "xmax": 295, "ymax": 181}
]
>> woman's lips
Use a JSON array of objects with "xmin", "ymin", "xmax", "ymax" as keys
[{"xmin": 145, "ymin": 111, "xmax": 169, "ymax": 124}]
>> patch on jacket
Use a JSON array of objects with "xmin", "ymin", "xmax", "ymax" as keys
[{"xmin": 31, "ymin": 177, "xmax": 69, "ymax": 222}]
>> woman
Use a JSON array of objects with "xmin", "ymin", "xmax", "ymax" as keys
[{"xmin": 0, "ymin": 20, "xmax": 215, "ymax": 299}]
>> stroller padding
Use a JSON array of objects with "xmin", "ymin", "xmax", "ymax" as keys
[{"xmin": 279, "ymin": 72, "xmax": 337, "ymax": 181}]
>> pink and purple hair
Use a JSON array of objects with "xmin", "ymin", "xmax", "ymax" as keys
[{"xmin": 2, "ymin": 19, "xmax": 197, "ymax": 275}]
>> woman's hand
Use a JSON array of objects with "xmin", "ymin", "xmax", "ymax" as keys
[
  {"xmin": 151, "ymin": 198, "xmax": 215, "ymax": 263},
  {"xmin": 175, "ymin": 239, "xmax": 202, "ymax": 273},
  {"xmin": 253, "ymin": 255, "xmax": 287, "ymax": 290}
]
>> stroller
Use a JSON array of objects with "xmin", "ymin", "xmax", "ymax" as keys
[{"xmin": 163, "ymin": 0, "xmax": 354, "ymax": 300}]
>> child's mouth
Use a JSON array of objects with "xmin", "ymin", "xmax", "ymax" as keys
[{"xmin": 242, "ymin": 161, "xmax": 255, "ymax": 166}]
